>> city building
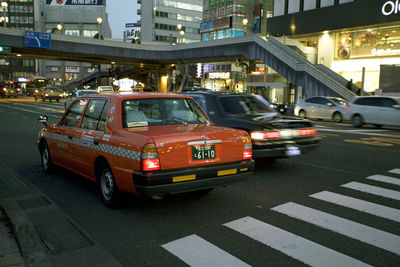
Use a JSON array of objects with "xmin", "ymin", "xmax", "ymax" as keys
[
  {"xmin": 138, "ymin": 0, "xmax": 203, "ymax": 44},
  {"xmin": 0, "ymin": 0, "xmax": 35, "ymax": 82},
  {"xmin": 39, "ymin": 0, "xmax": 112, "ymax": 88},
  {"xmin": 268, "ymin": 0, "xmax": 400, "ymax": 95}
]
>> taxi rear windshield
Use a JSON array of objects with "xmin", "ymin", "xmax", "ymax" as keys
[{"xmin": 122, "ymin": 98, "xmax": 208, "ymax": 127}]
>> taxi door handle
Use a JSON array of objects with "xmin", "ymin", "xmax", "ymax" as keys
[{"xmin": 68, "ymin": 135, "xmax": 73, "ymax": 140}]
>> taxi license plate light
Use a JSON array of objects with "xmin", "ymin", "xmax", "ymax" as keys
[
  {"xmin": 218, "ymin": 169, "xmax": 237, "ymax": 176},
  {"xmin": 173, "ymin": 174, "xmax": 196, "ymax": 183},
  {"xmin": 192, "ymin": 145, "xmax": 215, "ymax": 161}
]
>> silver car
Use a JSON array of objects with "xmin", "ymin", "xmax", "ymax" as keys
[{"xmin": 294, "ymin": 96, "xmax": 349, "ymax": 122}]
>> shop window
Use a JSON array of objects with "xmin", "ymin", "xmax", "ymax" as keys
[
  {"xmin": 274, "ymin": 0, "xmax": 285, "ymax": 16},
  {"xmin": 217, "ymin": 30, "xmax": 224, "ymax": 39},
  {"xmin": 65, "ymin": 30, "xmax": 80, "ymax": 36}
]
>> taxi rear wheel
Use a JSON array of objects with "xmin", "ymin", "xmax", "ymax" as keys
[
  {"xmin": 40, "ymin": 142, "xmax": 54, "ymax": 173},
  {"xmin": 99, "ymin": 166, "xmax": 120, "ymax": 207}
]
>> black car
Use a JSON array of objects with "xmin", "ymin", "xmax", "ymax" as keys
[{"xmin": 180, "ymin": 91, "xmax": 320, "ymax": 159}]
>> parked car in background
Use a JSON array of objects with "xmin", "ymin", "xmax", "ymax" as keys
[
  {"xmin": 180, "ymin": 90, "xmax": 320, "ymax": 159},
  {"xmin": 344, "ymin": 96, "xmax": 400, "ymax": 127},
  {"xmin": 294, "ymin": 96, "xmax": 349, "ymax": 122},
  {"xmin": 97, "ymin": 86, "xmax": 114, "ymax": 94},
  {"xmin": 37, "ymin": 93, "xmax": 254, "ymax": 207},
  {"xmin": 65, "ymin": 89, "xmax": 97, "ymax": 109},
  {"xmin": 34, "ymin": 87, "xmax": 63, "ymax": 102},
  {"xmin": 0, "ymin": 81, "xmax": 21, "ymax": 98}
]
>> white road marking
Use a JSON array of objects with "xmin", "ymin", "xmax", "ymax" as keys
[
  {"xmin": 341, "ymin": 182, "xmax": 400, "ymax": 201},
  {"xmin": 366, "ymin": 175, "xmax": 400, "ymax": 186},
  {"xmin": 310, "ymin": 191, "xmax": 400, "ymax": 222},
  {"xmin": 272, "ymin": 202, "xmax": 400, "ymax": 255},
  {"xmin": 389, "ymin": 169, "xmax": 400, "ymax": 175},
  {"xmin": 224, "ymin": 216, "xmax": 370, "ymax": 267},
  {"xmin": 316, "ymin": 128, "xmax": 399, "ymax": 138},
  {"xmin": 0, "ymin": 103, "xmax": 60, "ymax": 118},
  {"xmin": 13, "ymin": 102, "xmax": 65, "ymax": 112},
  {"xmin": 162, "ymin": 234, "xmax": 250, "ymax": 267}
]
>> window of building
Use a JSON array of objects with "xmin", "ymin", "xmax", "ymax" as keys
[
  {"xmin": 303, "ymin": 0, "xmax": 316, "ymax": 11},
  {"xmin": 217, "ymin": 30, "xmax": 224, "ymax": 39},
  {"xmin": 65, "ymin": 29, "xmax": 80, "ymax": 36},
  {"xmin": 339, "ymin": 0, "xmax": 353, "ymax": 3},
  {"xmin": 83, "ymin": 30, "xmax": 97, "ymax": 37},
  {"xmin": 274, "ymin": 0, "xmax": 285, "ymax": 16},
  {"xmin": 320, "ymin": 0, "xmax": 334, "ymax": 8},
  {"xmin": 288, "ymin": 0, "xmax": 300, "ymax": 14}
]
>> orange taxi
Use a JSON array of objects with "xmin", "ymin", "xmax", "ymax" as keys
[{"xmin": 37, "ymin": 93, "xmax": 254, "ymax": 206}]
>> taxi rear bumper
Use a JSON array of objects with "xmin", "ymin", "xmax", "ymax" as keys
[{"xmin": 133, "ymin": 160, "xmax": 254, "ymax": 196}]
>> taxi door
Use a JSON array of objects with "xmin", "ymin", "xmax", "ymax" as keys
[
  {"xmin": 76, "ymin": 99, "xmax": 109, "ymax": 179},
  {"xmin": 55, "ymin": 99, "xmax": 88, "ymax": 170}
]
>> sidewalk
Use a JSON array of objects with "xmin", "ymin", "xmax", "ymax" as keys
[{"xmin": 0, "ymin": 162, "xmax": 122, "ymax": 267}]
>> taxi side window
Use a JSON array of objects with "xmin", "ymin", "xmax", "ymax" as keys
[
  {"xmin": 81, "ymin": 100, "xmax": 107, "ymax": 131},
  {"xmin": 97, "ymin": 101, "xmax": 109, "ymax": 131},
  {"xmin": 61, "ymin": 99, "xmax": 88, "ymax": 128}
]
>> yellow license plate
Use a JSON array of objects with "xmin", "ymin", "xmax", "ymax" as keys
[
  {"xmin": 173, "ymin": 174, "xmax": 196, "ymax": 183},
  {"xmin": 218, "ymin": 169, "xmax": 237, "ymax": 176}
]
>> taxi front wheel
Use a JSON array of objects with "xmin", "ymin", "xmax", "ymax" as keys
[
  {"xmin": 99, "ymin": 166, "xmax": 120, "ymax": 207},
  {"xmin": 40, "ymin": 142, "xmax": 54, "ymax": 173}
]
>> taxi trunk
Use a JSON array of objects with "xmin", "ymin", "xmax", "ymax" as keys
[{"xmin": 135, "ymin": 124, "xmax": 248, "ymax": 170}]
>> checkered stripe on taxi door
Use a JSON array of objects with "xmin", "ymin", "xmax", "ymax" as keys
[{"xmin": 43, "ymin": 132, "xmax": 141, "ymax": 161}]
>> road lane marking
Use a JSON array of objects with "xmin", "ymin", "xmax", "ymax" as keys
[
  {"xmin": 224, "ymin": 216, "xmax": 370, "ymax": 267},
  {"xmin": 0, "ymin": 103, "xmax": 60, "ymax": 118},
  {"xmin": 341, "ymin": 182, "xmax": 400, "ymax": 201},
  {"xmin": 272, "ymin": 202, "xmax": 400, "ymax": 255},
  {"xmin": 310, "ymin": 191, "xmax": 400, "ymax": 222},
  {"xmin": 162, "ymin": 234, "xmax": 250, "ymax": 267},
  {"xmin": 366, "ymin": 175, "xmax": 400, "ymax": 186},
  {"xmin": 12, "ymin": 102, "xmax": 65, "ymax": 113},
  {"xmin": 389, "ymin": 169, "xmax": 400, "ymax": 175},
  {"xmin": 316, "ymin": 128, "xmax": 400, "ymax": 138}
]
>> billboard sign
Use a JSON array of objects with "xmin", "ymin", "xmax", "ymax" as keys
[
  {"xmin": 46, "ymin": 0, "xmax": 104, "ymax": 6},
  {"xmin": 125, "ymin": 23, "xmax": 140, "ymax": 40}
]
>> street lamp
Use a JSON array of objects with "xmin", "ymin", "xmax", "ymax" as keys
[
  {"xmin": 179, "ymin": 30, "xmax": 185, "ymax": 44},
  {"xmin": 1, "ymin": 1, "xmax": 8, "ymax": 28},
  {"xmin": 57, "ymin": 24, "xmax": 62, "ymax": 33},
  {"xmin": 97, "ymin": 17, "xmax": 103, "ymax": 40},
  {"xmin": 242, "ymin": 18, "xmax": 248, "ymax": 36},
  {"xmin": 177, "ymin": 24, "xmax": 182, "ymax": 43}
]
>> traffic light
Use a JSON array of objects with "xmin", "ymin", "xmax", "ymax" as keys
[{"xmin": 0, "ymin": 46, "xmax": 11, "ymax": 53}]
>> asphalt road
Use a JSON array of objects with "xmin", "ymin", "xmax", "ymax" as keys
[{"xmin": 0, "ymin": 97, "xmax": 399, "ymax": 266}]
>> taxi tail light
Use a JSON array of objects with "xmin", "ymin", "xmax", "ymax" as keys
[
  {"xmin": 45, "ymin": 93, "xmax": 49, "ymax": 97},
  {"xmin": 243, "ymin": 143, "xmax": 252, "ymax": 160},
  {"xmin": 298, "ymin": 129, "xmax": 317, "ymax": 136},
  {"xmin": 2, "ymin": 88, "xmax": 6, "ymax": 92},
  {"xmin": 344, "ymin": 104, "xmax": 349, "ymax": 108},
  {"xmin": 141, "ymin": 143, "xmax": 160, "ymax": 172},
  {"xmin": 251, "ymin": 131, "xmax": 280, "ymax": 140},
  {"xmin": 16, "ymin": 88, "xmax": 21, "ymax": 92}
]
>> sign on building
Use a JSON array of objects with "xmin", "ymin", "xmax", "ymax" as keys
[
  {"xmin": 65, "ymin": 66, "xmax": 80, "ymax": 73},
  {"xmin": 125, "ymin": 23, "xmax": 140, "ymax": 41},
  {"xmin": 24, "ymin": 31, "xmax": 51, "ymax": 49},
  {"xmin": 46, "ymin": 0, "xmax": 104, "ymax": 6}
]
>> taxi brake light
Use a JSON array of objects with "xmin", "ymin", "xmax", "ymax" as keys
[
  {"xmin": 251, "ymin": 131, "xmax": 280, "ymax": 140},
  {"xmin": 243, "ymin": 143, "xmax": 252, "ymax": 160},
  {"xmin": 141, "ymin": 143, "xmax": 160, "ymax": 171},
  {"xmin": 2, "ymin": 88, "xmax": 6, "ymax": 92},
  {"xmin": 298, "ymin": 129, "xmax": 317, "ymax": 136},
  {"xmin": 45, "ymin": 93, "xmax": 49, "ymax": 97},
  {"xmin": 344, "ymin": 105, "xmax": 349, "ymax": 108}
]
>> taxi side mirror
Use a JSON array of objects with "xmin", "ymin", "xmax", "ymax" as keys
[{"xmin": 38, "ymin": 115, "xmax": 48, "ymax": 125}]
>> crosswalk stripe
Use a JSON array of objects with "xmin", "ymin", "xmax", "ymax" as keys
[
  {"xmin": 388, "ymin": 169, "xmax": 400, "ymax": 175},
  {"xmin": 224, "ymin": 216, "xmax": 370, "ymax": 267},
  {"xmin": 341, "ymin": 182, "xmax": 400, "ymax": 201},
  {"xmin": 366, "ymin": 175, "xmax": 400, "ymax": 186},
  {"xmin": 272, "ymin": 202, "xmax": 400, "ymax": 255},
  {"xmin": 310, "ymin": 191, "xmax": 400, "ymax": 222},
  {"xmin": 162, "ymin": 234, "xmax": 250, "ymax": 267}
]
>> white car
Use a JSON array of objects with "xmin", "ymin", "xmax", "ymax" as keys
[{"xmin": 344, "ymin": 96, "xmax": 400, "ymax": 127}]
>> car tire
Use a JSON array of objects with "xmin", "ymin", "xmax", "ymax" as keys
[
  {"xmin": 42, "ymin": 98, "xmax": 45, "ymax": 102},
  {"xmin": 56, "ymin": 99, "xmax": 60, "ymax": 102},
  {"xmin": 332, "ymin": 112, "xmax": 343, "ymax": 123},
  {"xmin": 373, "ymin": 124, "xmax": 382, "ymax": 129},
  {"xmin": 98, "ymin": 165, "xmax": 120, "ymax": 207},
  {"xmin": 40, "ymin": 142, "xmax": 54, "ymax": 173},
  {"xmin": 352, "ymin": 115, "xmax": 363, "ymax": 127},
  {"xmin": 299, "ymin": 110, "xmax": 306, "ymax": 119},
  {"xmin": 34, "ymin": 96, "xmax": 37, "ymax": 101}
]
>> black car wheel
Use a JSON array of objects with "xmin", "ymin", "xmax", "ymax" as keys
[
  {"xmin": 332, "ymin": 112, "xmax": 343, "ymax": 123},
  {"xmin": 299, "ymin": 110, "xmax": 306, "ymax": 119},
  {"xmin": 352, "ymin": 115, "xmax": 363, "ymax": 127},
  {"xmin": 98, "ymin": 165, "xmax": 120, "ymax": 207},
  {"xmin": 40, "ymin": 142, "xmax": 54, "ymax": 173}
]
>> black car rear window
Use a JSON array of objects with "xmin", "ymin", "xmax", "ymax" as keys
[{"xmin": 218, "ymin": 95, "xmax": 275, "ymax": 115}]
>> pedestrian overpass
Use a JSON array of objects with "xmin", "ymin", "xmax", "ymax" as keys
[{"xmin": 0, "ymin": 28, "xmax": 357, "ymax": 101}]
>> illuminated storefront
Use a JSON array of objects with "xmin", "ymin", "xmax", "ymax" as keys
[{"xmin": 268, "ymin": 0, "xmax": 400, "ymax": 95}]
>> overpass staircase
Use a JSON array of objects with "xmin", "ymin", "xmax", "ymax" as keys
[
  {"xmin": 254, "ymin": 36, "xmax": 357, "ymax": 101},
  {"xmin": 64, "ymin": 70, "xmax": 110, "ymax": 89}
]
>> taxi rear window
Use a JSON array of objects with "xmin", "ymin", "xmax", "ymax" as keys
[{"xmin": 122, "ymin": 98, "xmax": 208, "ymax": 128}]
